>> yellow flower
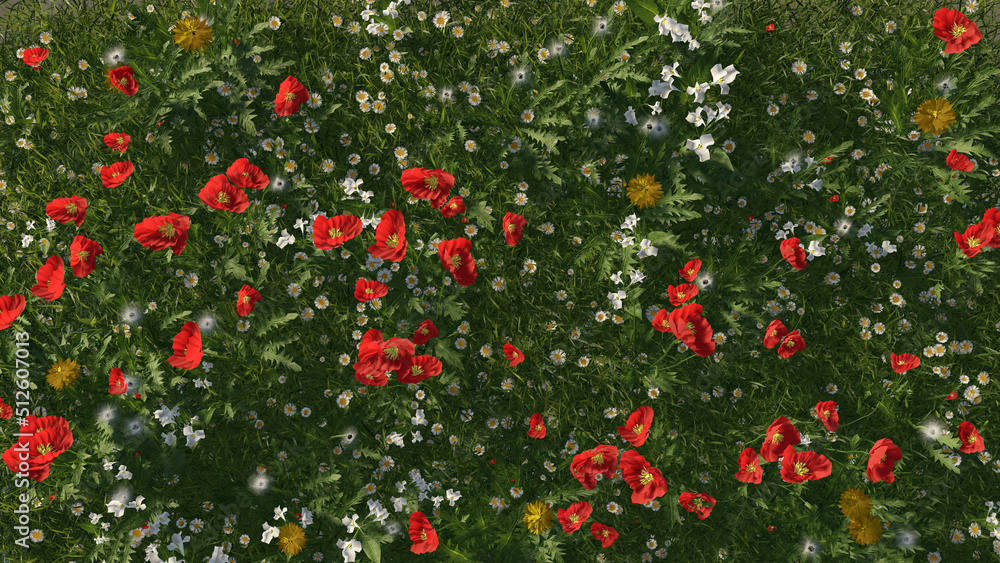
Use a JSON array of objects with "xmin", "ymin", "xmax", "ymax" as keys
[
  {"xmin": 277, "ymin": 523, "xmax": 306, "ymax": 556},
  {"xmin": 627, "ymin": 174, "xmax": 663, "ymax": 209},
  {"xmin": 848, "ymin": 511, "xmax": 883, "ymax": 546},
  {"xmin": 522, "ymin": 500, "xmax": 555, "ymax": 534},
  {"xmin": 914, "ymin": 97, "xmax": 956, "ymax": 136},
  {"xmin": 839, "ymin": 488, "xmax": 871, "ymax": 520},
  {"xmin": 47, "ymin": 358, "xmax": 81, "ymax": 390},
  {"xmin": 172, "ymin": 16, "xmax": 214, "ymax": 53}
]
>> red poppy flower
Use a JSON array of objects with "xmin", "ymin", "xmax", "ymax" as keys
[
  {"xmin": 780, "ymin": 237, "xmax": 807, "ymax": 270},
  {"xmin": 70, "ymin": 236, "xmax": 103, "ymax": 277},
  {"xmin": 408, "ymin": 511, "xmax": 439, "ymax": 554},
  {"xmin": 101, "ymin": 161, "xmax": 134, "ymax": 189},
  {"xmin": 46, "ymin": 195, "xmax": 88, "ymax": 227},
  {"xmin": 353, "ymin": 360, "xmax": 389, "ymax": 387},
  {"xmin": 617, "ymin": 406, "xmax": 653, "ymax": 447},
  {"xmin": 763, "ymin": 319, "xmax": 788, "ymax": 349},
  {"xmin": 679, "ymin": 258, "xmax": 701, "ymax": 281},
  {"xmin": 437, "ymin": 238, "xmax": 477, "ymax": 286},
  {"xmin": 354, "ymin": 278, "xmax": 389, "ymax": 302},
  {"xmin": 0, "ymin": 295, "xmax": 26, "ymax": 330},
  {"xmin": 360, "ymin": 337, "xmax": 415, "ymax": 373},
  {"xmin": 889, "ymin": 352, "xmax": 920, "ymax": 374},
  {"xmin": 527, "ymin": 413, "xmax": 546, "ymax": 439},
  {"xmin": 503, "ymin": 342, "xmax": 525, "ymax": 367},
  {"xmin": 678, "ymin": 492, "xmax": 717, "ymax": 519},
  {"xmin": 0, "ymin": 400, "xmax": 11, "ymax": 419},
  {"xmin": 933, "ymin": 8, "xmax": 982, "ymax": 54},
  {"xmin": 958, "ymin": 421, "xmax": 985, "ymax": 453},
  {"xmin": 829, "ymin": 195, "xmax": 839, "ymax": 202},
  {"xmin": 236, "ymin": 285, "xmax": 262, "ymax": 316},
  {"xmin": 776, "ymin": 330, "xmax": 805, "ymax": 359},
  {"xmin": 982, "ymin": 208, "xmax": 1000, "ymax": 248},
  {"xmin": 312, "ymin": 214, "xmax": 363, "ymax": 249},
  {"xmin": 570, "ymin": 445, "xmax": 619, "ymax": 490},
  {"xmin": 31, "ymin": 256, "xmax": 65, "ymax": 301},
  {"xmin": 867, "ymin": 438, "xmax": 902, "ymax": 483},
  {"xmin": 779, "ymin": 445, "xmax": 832, "ymax": 483},
  {"xmin": 396, "ymin": 354, "xmax": 442, "ymax": 384},
  {"xmin": 667, "ymin": 283, "xmax": 698, "ymax": 307},
  {"xmin": 134, "ymin": 213, "xmax": 191, "ymax": 256},
  {"xmin": 765, "ymin": 23, "xmax": 775, "ymax": 31},
  {"xmin": 503, "ymin": 212, "xmax": 527, "ymax": 246},
  {"xmin": 412, "ymin": 319, "xmax": 438, "ymax": 345},
  {"xmin": 651, "ymin": 308, "xmax": 672, "ymax": 334},
  {"xmin": 439, "ymin": 196, "xmax": 465, "ymax": 218},
  {"xmin": 946, "ymin": 149, "xmax": 974, "ymax": 171},
  {"xmin": 665, "ymin": 303, "xmax": 716, "ymax": 357},
  {"xmin": 168, "ymin": 321, "xmax": 203, "ymax": 371},
  {"xmin": 735, "ymin": 447, "xmax": 763, "ymax": 484},
  {"xmin": 401, "ymin": 167, "xmax": 455, "ymax": 209},
  {"xmin": 367, "ymin": 209, "xmax": 408, "ymax": 262},
  {"xmin": 590, "ymin": 523, "xmax": 619, "ymax": 548},
  {"xmin": 954, "ymin": 221, "xmax": 994, "ymax": 257},
  {"xmin": 199, "ymin": 175, "xmax": 249, "ymax": 213},
  {"xmin": 226, "ymin": 158, "xmax": 270, "ymax": 190},
  {"xmin": 104, "ymin": 132, "xmax": 131, "ymax": 154},
  {"xmin": 947, "ymin": 391, "xmax": 958, "ymax": 400},
  {"xmin": 815, "ymin": 401, "xmax": 839, "ymax": 432},
  {"xmin": 108, "ymin": 368, "xmax": 128, "ymax": 395},
  {"xmin": 761, "ymin": 416, "xmax": 801, "ymax": 463},
  {"xmin": 620, "ymin": 450, "xmax": 669, "ymax": 504},
  {"xmin": 2, "ymin": 415, "xmax": 73, "ymax": 482},
  {"xmin": 109, "ymin": 65, "xmax": 139, "ymax": 96},
  {"xmin": 557, "ymin": 501, "xmax": 593, "ymax": 534},
  {"xmin": 274, "ymin": 76, "xmax": 309, "ymax": 117},
  {"xmin": 22, "ymin": 47, "xmax": 49, "ymax": 69}
]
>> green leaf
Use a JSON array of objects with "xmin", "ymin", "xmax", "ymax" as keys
[
  {"xmin": 466, "ymin": 200, "xmax": 495, "ymax": 232},
  {"xmin": 255, "ymin": 312, "xmax": 300, "ymax": 338},
  {"xmin": 624, "ymin": 0, "xmax": 660, "ymax": 29},
  {"xmin": 261, "ymin": 349, "xmax": 302, "ymax": 372},
  {"xmin": 363, "ymin": 536, "xmax": 381, "ymax": 563},
  {"xmin": 160, "ymin": 310, "xmax": 193, "ymax": 331},
  {"xmin": 710, "ymin": 148, "xmax": 734, "ymax": 171},
  {"xmin": 225, "ymin": 257, "xmax": 248, "ymax": 281}
]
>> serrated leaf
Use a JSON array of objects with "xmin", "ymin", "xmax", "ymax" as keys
[
  {"xmin": 255, "ymin": 312, "xmax": 299, "ymax": 337},
  {"xmin": 932, "ymin": 451, "xmax": 961, "ymax": 474},
  {"xmin": 466, "ymin": 200, "xmax": 495, "ymax": 232},
  {"xmin": 160, "ymin": 310, "xmax": 193, "ymax": 331},
  {"xmin": 261, "ymin": 349, "xmax": 302, "ymax": 372}
]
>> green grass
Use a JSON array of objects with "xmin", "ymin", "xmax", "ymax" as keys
[{"xmin": 0, "ymin": 0, "xmax": 999, "ymax": 561}]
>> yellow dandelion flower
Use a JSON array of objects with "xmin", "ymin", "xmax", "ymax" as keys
[
  {"xmin": 47, "ymin": 358, "xmax": 81, "ymax": 390},
  {"xmin": 848, "ymin": 511, "xmax": 883, "ymax": 546},
  {"xmin": 627, "ymin": 174, "xmax": 663, "ymax": 209},
  {"xmin": 839, "ymin": 488, "xmax": 871, "ymax": 520},
  {"xmin": 914, "ymin": 97, "xmax": 956, "ymax": 136},
  {"xmin": 277, "ymin": 523, "xmax": 306, "ymax": 556},
  {"xmin": 523, "ymin": 500, "xmax": 555, "ymax": 534},
  {"xmin": 172, "ymin": 16, "xmax": 214, "ymax": 53}
]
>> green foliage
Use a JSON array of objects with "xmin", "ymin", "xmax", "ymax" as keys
[{"xmin": 0, "ymin": 0, "xmax": 998, "ymax": 561}]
